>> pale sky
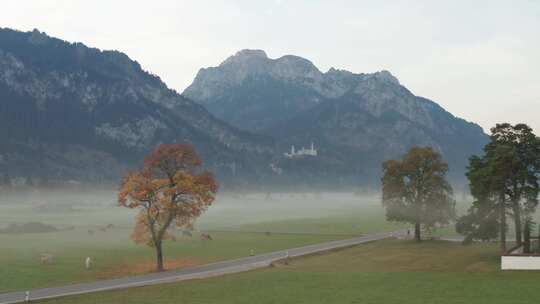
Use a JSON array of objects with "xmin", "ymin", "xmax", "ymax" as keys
[{"xmin": 1, "ymin": 0, "xmax": 539, "ymax": 133}]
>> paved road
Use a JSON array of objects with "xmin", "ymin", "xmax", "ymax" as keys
[{"xmin": 0, "ymin": 230, "xmax": 399, "ymax": 304}]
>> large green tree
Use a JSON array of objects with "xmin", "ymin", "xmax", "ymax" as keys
[
  {"xmin": 381, "ymin": 146, "xmax": 455, "ymax": 241},
  {"xmin": 458, "ymin": 145, "xmax": 515, "ymax": 251},
  {"xmin": 457, "ymin": 123, "xmax": 540, "ymax": 252},
  {"xmin": 489, "ymin": 124, "xmax": 540, "ymax": 245}
]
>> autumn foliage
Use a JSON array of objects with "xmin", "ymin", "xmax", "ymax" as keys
[
  {"xmin": 381, "ymin": 146, "xmax": 455, "ymax": 241},
  {"xmin": 118, "ymin": 144, "xmax": 217, "ymax": 271}
]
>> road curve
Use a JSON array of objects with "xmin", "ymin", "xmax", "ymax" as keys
[{"xmin": 0, "ymin": 230, "xmax": 399, "ymax": 304}]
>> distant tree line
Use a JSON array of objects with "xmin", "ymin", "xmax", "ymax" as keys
[{"xmin": 0, "ymin": 175, "xmax": 49, "ymax": 189}]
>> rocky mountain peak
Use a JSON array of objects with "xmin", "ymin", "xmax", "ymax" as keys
[
  {"xmin": 27, "ymin": 29, "xmax": 50, "ymax": 45},
  {"xmin": 371, "ymin": 70, "xmax": 400, "ymax": 85},
  {"xmin": 219, "ymin": 49, "xmax": 322, "ymax": 80},
  {"xmin": 222, "ymin": 49, "xmax": 268, "ymax": 65},
  {"xmin": 273, "ymin": 55, "xmax": 321, "ymax": 79},
  {"xmin": 185, "ymin": 49, "xmax": 408, "ymax": 107},
  {"xmin": 184, "ymin": 50, "xmax": 418, "ymax": 130},
  {"xmin": 326, "ymin": 67, "xmax": 353, "ymax": 76}
]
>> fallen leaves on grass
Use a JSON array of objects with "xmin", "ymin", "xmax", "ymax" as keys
[{"xmin": 96, "ymin": 258, "xmax": 201, "ymax": 278}]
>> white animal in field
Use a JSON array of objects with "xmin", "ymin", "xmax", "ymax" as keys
[
  {"xmin": 40, "ymin": 254, "xmax": 54, "ymax": 265},
  {"xmin": 85, "ymin": 257, "xmax": 92, "ymax": 270}
]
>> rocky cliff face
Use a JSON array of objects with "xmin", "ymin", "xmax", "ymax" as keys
[
  {"xmin": 0, "ymin": 29, "xmax": 272, "ymax": 181},
  {"xmin": 183, "ymin": 50, "xmax": 330, "ymax": 132},
  {"xmin": 184, "ymin": 49, "xmax": 488, "ymax": 183},
  {"xmin": 184, "ymin": 50, "xmax": 412, "ymax": 132}
]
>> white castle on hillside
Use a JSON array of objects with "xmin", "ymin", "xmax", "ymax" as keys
[{"xmin": 284, "ymin": 142, "xmax": 318, "ymax": 158}]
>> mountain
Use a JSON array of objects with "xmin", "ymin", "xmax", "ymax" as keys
[
  {"xmin": 184, "ymin": 50, "xmax": 488, "ymax": 183},
  {"xmin": 0, "ymin": 30, "xmax": 488, "ymax": 188},
  {"xmin": 0, "ymin": 29, "xmax": 272, "ymax": 183},
  {"xmin": 184, "ymin": 49, "xmax": 333, "ymax": 132}
]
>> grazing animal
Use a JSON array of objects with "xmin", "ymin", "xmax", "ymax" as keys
[
  {"xmin": 40, "ymin": 254, "xmax": 54, "ymax": 265},
  {"xmin": 182, "ymin": 230, "xmax": 193, "ymax": 237},
  {"xmin": 106, "ymin": 224, "xmax": 114, "ymax": 229},
  {"xmin": 265, "ymin": 231, "xmax": 271, "ymax": 236},
  {"xmin": 200, "ymin": 233, "xmax": 213, "ymax": 240},
  {"xmin": 87, "ymin": 230, "xmax": 94, "ymax": 235},
  {"xmin": 85, "ymin": 257, "xmax": 92, "ymax": 270},
  {"xmin": 283, "ymin": 251, "xmax": 290, "ymax": 265},
  {"xmin": 98, "ymin": 227, "xmax": 107, "ymax": 233},
  {"xmin": 170, "ymin": 235, "xmax": 177, "ymax": 242}
]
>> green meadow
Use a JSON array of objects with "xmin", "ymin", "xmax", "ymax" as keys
[
  {"xmin": 39, "ymin": 239, "xmax": 540, "ymax": 304},
  {"xmin": 0, "ymin": 190, "xmax": 403, "ymax": 292}
]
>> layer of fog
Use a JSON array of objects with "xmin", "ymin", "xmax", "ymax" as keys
[{"xmin": 0, "ymin": 188, "xmax": 382, "ymax": 231}]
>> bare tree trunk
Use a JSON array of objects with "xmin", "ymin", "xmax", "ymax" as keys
[
  {"xmin": 155, "ymin": 242, "xmax": 164, "ymax": 272},
  {"xmin": 500, "ymin": 200, "xmax": 507, "ymax": 254},
  {"xmin": 414, "ymin": 222, "xmax": 421, "ymax": 242},
  {"xmin": 523, "ymin": 219, "xmax": 531, "ymax": 253},
  {"xmin": 154, "ymin": 213, "xmax": 175, "ymax": 273},
  {"xmin": 512, "ymin": 202, "xmax": 522, "ymax": 246}
]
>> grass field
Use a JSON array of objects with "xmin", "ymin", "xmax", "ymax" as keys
[
  {"xmin": 0, "ymin": 190, "xmax": 405, "ymax": 292},
  {"xmin": 3, "ymin": 189, "xmax": 539, "ymax": 303},
  {"xmin": 0, "ymin": 228, "xmax": 342, "ymax": 292},
  {"xmin": 38, "ymin": 239, "xmax": 540, "ymax": 304}
]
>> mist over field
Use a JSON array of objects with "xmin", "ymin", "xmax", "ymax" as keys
[
  {"xmin": 0, "ymin": 187, "xmax": 386, "ymax": 232},
  {"xmin": 1, "ymin": 2, "xmax": 539, "ymax": 302},
  {"xmin": 0, "ymin": 187, "xmax": 408, "ymax": 292}
]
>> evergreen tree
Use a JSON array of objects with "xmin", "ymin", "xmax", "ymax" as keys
[
  {"xmin": 26, "ymin": 176, "xmax": 34, "ymax": 187},
  {"xmin": 41, "ymin": 175, "xmax": 50, "ymax": 188},
  {"xmin": 488, "ymin": 124, "xmax": 540, "ymax": 246},
  {"xmin": 456, "ymin": 123, "xmax": 540, "ymax": 253},
  {"xmin": 0, "ymin": 174, "xmax": 11, "ymax": 188}
]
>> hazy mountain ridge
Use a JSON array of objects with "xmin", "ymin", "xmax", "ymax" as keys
[
  {"xmin": 0, "ymin": 29, "xmax": 273, "ymax": 181},
  {"xmin": 184, "ymin": 49, "xmax": 488, "ymax": 182},
  {"xmin": 0, "ymin": 30, "xmax": 488, "ymax": 187},
  {"xmin": 184, "ymin": 49, "xmax": 415, "ymax": 132}
]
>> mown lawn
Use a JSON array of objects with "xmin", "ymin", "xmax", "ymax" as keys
[{"xmin": 40, "ymin": 239, "xmax": 540, "ymax": 304}]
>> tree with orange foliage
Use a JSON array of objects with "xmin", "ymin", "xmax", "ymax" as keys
[{"xmin": 119, "ymin": 144, "xmax": 218, "ymax": 271}]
